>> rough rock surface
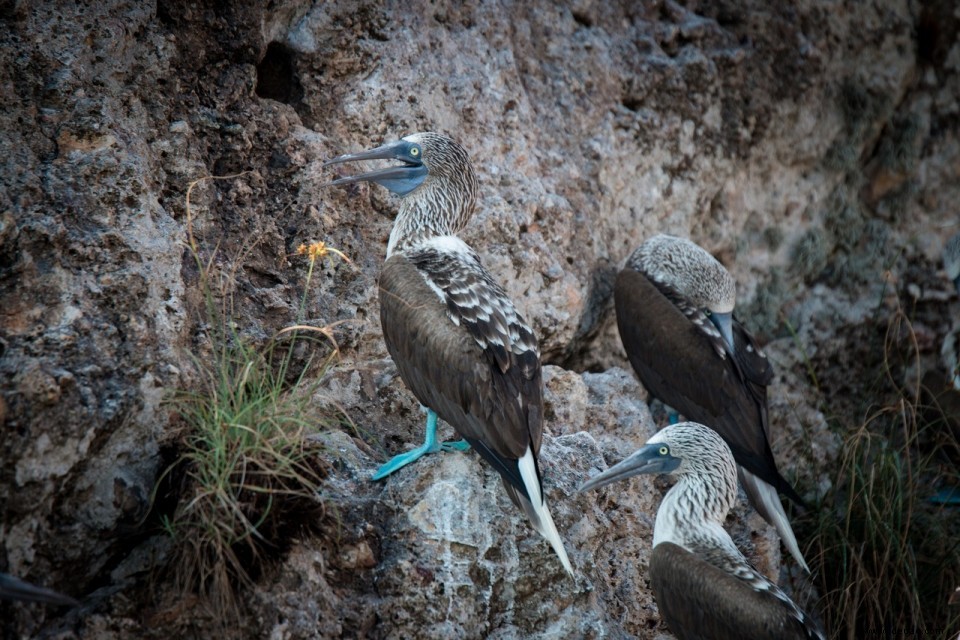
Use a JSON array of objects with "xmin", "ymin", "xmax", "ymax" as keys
[{"xmin": 1, "ymin": 0, "xmax": 958, "ymax": 638}]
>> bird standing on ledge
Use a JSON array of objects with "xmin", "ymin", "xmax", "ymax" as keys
[
  {"xmin": 324, "ymin": 132, "xmax": 572, "ymax": 575},
  {"xmin": 580, "ymin": 422, "xmax": 826, "ymax": 640},
  {"xmin": 615, "ymin": 234, "xmax": 810, "ymax": 570}
]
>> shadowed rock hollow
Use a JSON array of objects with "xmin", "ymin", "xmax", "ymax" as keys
[{"xmin": 1, "ymin": 0, "xmax": 958, "ymax": 638}]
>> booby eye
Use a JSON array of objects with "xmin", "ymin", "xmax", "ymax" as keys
[
  {"xmin": 658, "ymin": 446, "xmax": 669, "ymax": 456},
  {"xmin": 409, "ymin": 146, "xmax": 420, "ymax": 157},
  {"xmin": 704, "ymin": 310, "xmax": 712, "ymax": 317}
]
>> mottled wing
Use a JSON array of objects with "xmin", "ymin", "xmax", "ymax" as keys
[
  {"xmin": 666, "ymin": 290, "xmax": 731, "ymax": 361},
  {"xmin": 379, "ymin": 251, "xmax": 543, "ymax": 500},
  {"xmin": 658, "ymin": 283, "xmax": 775, "ymax": 394},
  {"xmin": 614, "ymin": 267, "xmax": 787, "ymax": 494},
  {"xmin": 650, "ymin": 542, "xmax": 826, "ymax": 640},
  {"xmin": 734, "ymin": 321, "xmax": 775, "ymax": 385}
]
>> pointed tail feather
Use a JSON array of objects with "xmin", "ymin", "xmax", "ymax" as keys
[
  {"xmin": 739, "ymin": 468, "xmax": 810, "ymax": 572},
  {"xmin": 508, "ymin": 447, "xmax": 574, "ymax": 576}
]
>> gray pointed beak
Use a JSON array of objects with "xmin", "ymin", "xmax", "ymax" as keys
[
  {"xmin": 0, "ymin": 574, "xmax": 78, "ymax": 607},
  {"xmin": 323, "ymin": 140, "xmax": 428, "ymax": 196},
  {"xmin": 709, "ymin": 311, "xmax": 735, "ymax": 353},
  {"xmin": 578, "ymin": 443, "xmax": 681, "ymax": 493}
]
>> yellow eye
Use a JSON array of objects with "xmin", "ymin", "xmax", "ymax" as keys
[
  {"xmin": 704, "ymin": 310, "xmax": 712, "ymax": 316},
  {"xmin": 410, "ymin": 146, "xmax": 420, "ymax": 157},
  {"xmin": 659, "ymin": 446, "xmax": 668, "ymax": 456}
]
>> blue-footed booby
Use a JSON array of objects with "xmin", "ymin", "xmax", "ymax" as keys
[
  {"xmin": 324, "ymin": 132, "xmax": 573, "ymax": 574},
  {"xmin": 0, "ymin": 573, "xmax": 77, "ymax": 606},
  {"xmin": 580, "ymin": 422, "xmax": 826, "ymax": 640},
  {"xmin": 615, "ymin": 234, "xmax": 810, "ymax": 570}
]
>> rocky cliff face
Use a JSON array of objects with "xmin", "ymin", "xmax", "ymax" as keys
[{"xmin": 2, "ymin": 0, "xmax": 958, "ymax": 638}]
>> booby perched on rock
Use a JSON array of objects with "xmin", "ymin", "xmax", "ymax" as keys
[
  {"xmin": 0, "ymin": 573, "xmax": 77, "ymax": 606},
  {"xmin": 581, "ymin": 422, "xmax": 825, "ymax": 640},
  {"xmin": 616, "ymin": 234, "xmax": 809, "ymax": 570},
  {"xmin": 324, "ymin": 132, "xmax": 573, "ymax": 574}
]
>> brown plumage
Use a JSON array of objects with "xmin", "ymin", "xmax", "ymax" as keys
[
  {"xmin": 616, "ymin": 234, "xmax": 809, "ymax": 570},
  {"xmin": 325, "ymin": 132, "xmax": 572, "ymax": 574},
  {"xmin": 378, "ymin": 252, "xmax": 542, "ymax": 494},
  {"xmin": 580, "ymin": 422, "xmax": 825, "ymax": 640}
]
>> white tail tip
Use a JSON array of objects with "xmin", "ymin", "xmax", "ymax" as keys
[
  {"xmin": 517, "ymin": 447, "xmax": 575, "ymax": 576},
  {"xmin": 740, "ymin": 468, "xmax": 810, "ymax": 573}
]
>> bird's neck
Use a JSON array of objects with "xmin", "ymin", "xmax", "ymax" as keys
[
  {"xmin": 653, "ymin": 474, "xmax": 736, "ymax": 550},
  {"xmin": 387, "ymin": 180, "xmax": 475, "ymax": 257}
]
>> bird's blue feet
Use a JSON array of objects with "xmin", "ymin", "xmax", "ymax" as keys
[
  {"xmin": 371, "ymin": 409, "xmax": 469, "ymax": 480},
  {"xmin": 667, "ymin": 410, "xmax": 681, "ymax": 425},
  {"xmin": 929, "ymin": 486, "xmax": 960, "ymax": 506},
  {"xmin": 440, "ymin": 439, "xmax": 470, "ymax": 452}
]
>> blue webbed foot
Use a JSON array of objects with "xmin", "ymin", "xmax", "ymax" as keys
[
  {"xmin": 371, "ymin": 409, "xmax": 469, "ymax": 480},
  {"xmin": 441, "ymin": 439, "xmax": 470, "ymax": 452},
  {"xmin": 371, "ymin": 442, "xmax": 437, "ymax": 480}
]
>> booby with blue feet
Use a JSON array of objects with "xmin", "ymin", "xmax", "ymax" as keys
[
  {"xmin": 615, "ymin": 234, "xmax": 810, "ymax": 570},
  {"xmin": 324, "ymin": 132, "xmax": 572, "ymax": 574},
  {"xmin": 581, "ymin": 422, "xmax": 826, "ymax": 640}
]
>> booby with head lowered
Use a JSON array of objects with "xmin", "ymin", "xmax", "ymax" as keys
[
  {"xmin": 615, "ymin": 234, "xmax": 809, "ymax": 570},
  {"xmin": 581, "ymin": 422, "xmax": 825, "ymax": 640},
  {"xmin": 324, "ymin": 132, "xmax": 572, "ymax": 574}
]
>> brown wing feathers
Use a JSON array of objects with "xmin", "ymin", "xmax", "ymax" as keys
[
  {"xmin": 379, "ymin": 252, "xmax": 542, "ymax": 503},
  {"xmin": 651, "ymin": 543, "xmax": 822, "ymax": 640},
  {"xmin": 615, "ymin": 267, "xmax": 801, "ymax": 503}
]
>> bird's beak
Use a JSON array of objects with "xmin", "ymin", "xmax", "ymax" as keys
[
  {"xmin": 709, "ymin": 311, "xmax": 735, "ymax": 353},
  {"xmin": 578, "ymin": 443, "xmax": 681, "ymax": 493},
  {"xmin": 0, "ymin": 574, "xmax": 79, "ymax": 607},
  {"xmin": 323, "ymin": 140, "xmax": 428, "ymax": 196}
]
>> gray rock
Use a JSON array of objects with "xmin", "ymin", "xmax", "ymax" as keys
[{"xmin": 2, "ymin": 0, "xmax": 957, "ymax": 637}]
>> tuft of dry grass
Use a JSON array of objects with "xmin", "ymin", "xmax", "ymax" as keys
[
  {"xmin": 159, "ymin": 333, "xmax": 333, "ymax": 618},
  {"xmin": 153, "ymin": 175, "xmax": 348, "ymax": 622},
  {"xmin": 799, "ymin": 290, "xmax": 960, "ymax": 640}
]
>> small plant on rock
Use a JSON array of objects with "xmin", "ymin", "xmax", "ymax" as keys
[
  {"xmin": 799, "ymin": 287, "xmax": 960, "ymax": 639},
  {"xmin": 155, "ymin": 175, "xmax": 348, "ymax": 620}
]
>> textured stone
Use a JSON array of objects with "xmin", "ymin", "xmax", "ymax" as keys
[{"xmin": 1, "ymin": 0, "xmax": 958, "ymax": 637}]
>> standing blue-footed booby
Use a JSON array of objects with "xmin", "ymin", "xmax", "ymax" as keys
[
  {"xmin": 616, "ymin": 234, "xmax": 810, "ymax": 570},
  {"xmin": 580, "ymin": 422, "xmax": 826, "ymax": 640},
  {"xmin": 0, "ymin": 573, "xmax": 78, "ymax": 606},
  {"xmin": 324, "ymin": 132, "xmax": 573, "ymax": 574}
]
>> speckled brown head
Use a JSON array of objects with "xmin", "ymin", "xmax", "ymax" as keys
[
  {"xmin": 628, "ymin": 234, "xmax": 737, "ymax": 349},
  {"xmin": 324, "ymin": 132, "xmax": 480, "ymax": 256}
]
